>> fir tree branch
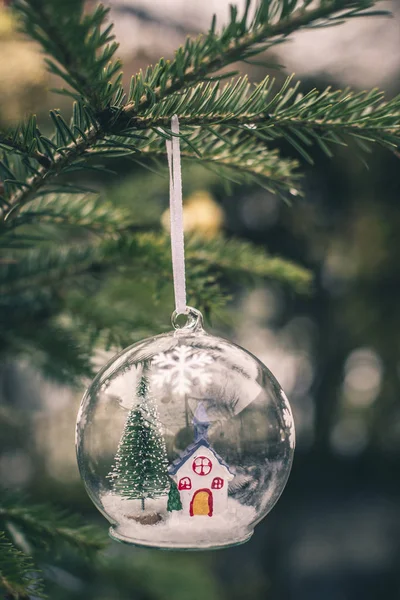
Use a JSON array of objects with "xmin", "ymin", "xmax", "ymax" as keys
[
  {"xmin": 0, "ymin": 532, "xmax": 45, "ymax": 600},
  {"xmin": 1, "ymin": 283, "xmax": 165, "ymax": 381},
  {"xmin": 0, "ymin": 234, "xmax": 310, "ymax": 377},
  {"xmin": 15, "ymin": 0, "xmax": 386, "ymax": 121},
  {"xmin": 0, "ymin": 233, "xmax": 311, "ymax": 296},
  {"xmin": 14, "ymin": 0, "xmax": 122, "ymax": 112},
  {"xmin": 0, "ymin": 131, "xmax": 51, "ymax": 169},
  {"xmin": 1, "ymin": 123, "xmax": 299, "ymax": 222},
  {"xmin": 1, "ymin": 126, "xmax": 105, "ymax": 222},
  {"xmin": 3, "ymin": 0, "xmax": 393, "ymax": 223},
  {"xmin": 64, "ymin": 291, "xmax": 168, "ymax": 354},
  {"xmin": 3, "ymin": 320, "xmax": 95, "ymax": 382},
  {"xmin": 123, "ymin": 0, "xmax": 389, "ymax": 117},
  {"xmin": 130, "ymin": 77, "xmax": 400, "ymax": 163},
  {"xmin": 0, "ymin": 498, "xmax": 106, "ymax": 558},
  {"xmin": 185, "ymin": 235, "xmax": 312, "ymax": 296},
  {"xmin": 89, "ymin": 120, "xmax": 302, "ymax": 200},
  {"xmin": 133, "ymin": 140, "xmax": 301, "ymax": 200},
  {"xmin": 13, "ymin": 193, "xmax": 131, "ymax": 232}
]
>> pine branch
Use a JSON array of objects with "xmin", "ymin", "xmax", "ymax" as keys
[
  {"xmin": 0, "ymin": 100, "xmax": 301, "ymax": 221},
  {"xmin": 65, "ymin": 291, "xmax": 168, "ymax": 353},
  {"xmin": 0, "ymin": 495, "xmax": 106, "ymax": 599},
  {"xmin": 3, "ymin": 321, "xmax": 96, "ymax": 382},
  {"xmin": 123, "ymin": 0, "xmax": 389, "ymax": 117},
  {"xmin": 14, "ymin": 0, "xmax": 122, "ymax": 111},
  {"xmin": 0, "ymin": 233, "xmax": 311, "ymax": 297},
  {"xmin": 0, "ymin": 497, "xmax": 106, "ymax": 558},
  {"xmin": 0, "ymin": 123, "xmax": 51, "ymax": 169},
  {"xmin": 0, "ymin": 102, "xmax": 147, "ymax": 222},
  {"xmin": 15, "ymin": 0, "xmax": 386, "ymax": 121},
  {"xmin": 184, "ymin": 235, "xmax": 311, "ymax": 292},
  {"xmin": 3, "ymin": 0, "xmax": 393, "ymax": 223},
  {"xmin": 13, "ymin": 193, "xmax": 131, "ymax": 232},
  {"xmin": 0, "ymin": 232, "xmax": 310, "ymax": 380},
  {"xmin": 1, "ymin": 283, "xmax": 165, "ymax": 381},
  {"xmin": 0, "ymin": 532, "xmax": 45, "ymax": 600},
  {"xmin": 96, "ymin": 129, "xmax": 302, "ymax": 200},
  {"xmin": 1, "ymin": 125, "xmax": 105, "ymax": 222},
  {"xmin": 0, "ymin": 242, "xmax": 107, "ymax": 294},
  {"xmin": 0, "ymin": 233, "xmax": 310, "ymax": 372},
  {"xmin": 130, "ymin": 77, "xmax": 400, "ymax": 163}
]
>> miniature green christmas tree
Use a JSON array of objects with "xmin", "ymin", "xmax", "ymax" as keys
[
  {"xmin": 108, "ymin": 375, "xmax": 170, "ymax": 510},
  {"xmin": 167, "ymin": 480, "xmax": 183, "ymax": 513}
]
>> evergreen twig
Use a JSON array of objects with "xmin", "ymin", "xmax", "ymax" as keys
[
  {"xmin": 130, "ymin": 77, "xmax": 400, "ymax": 163},
  {"xmin": 0, "ymin": 233, "xmax": 311, "ymax": 295},
  {"xmin": 0, "ymin": 498, "xmax": 106, "ymax": 558},
  {"xmin": 0, "ymin": 532, "xmax": 45, "ymax": 599},
  {"xmin": 3, "ymin": 0, "xmax": 395, "ymax": 221},
  {"xmin": 0, "ymin": 131, "xmax": 51, "ymax": 169},
  {"xmin": 124, "ymin": 0, "xmax": 390, "ymax": 116},
  {"xmin": 14, "ymin": 0, "xmax": 122, "ymax": 111}
]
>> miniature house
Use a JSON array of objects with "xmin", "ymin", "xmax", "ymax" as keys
[{"xmin": 169, "ymin": 405, "xmax": 234, "ymax": 517}]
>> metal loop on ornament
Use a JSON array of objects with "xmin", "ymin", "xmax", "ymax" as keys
[{"xmin": 171, "ymin": 306, "xmax": 204, "ymax": 332}]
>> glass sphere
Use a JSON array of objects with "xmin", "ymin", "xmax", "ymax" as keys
[{"xmin": 76, "ymin": 308, "xmax": 295, "ymax": 550}]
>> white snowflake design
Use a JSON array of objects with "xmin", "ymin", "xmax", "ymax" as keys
[
  {"xmin": 151, "ymin": 345, "xmax": 213, "ymax": 396},
  {"xmin": 282, "ymin": 407, "xmax": 296, "ymax": 449}
]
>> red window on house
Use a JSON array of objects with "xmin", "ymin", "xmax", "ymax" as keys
[
  {"xmin": 192, "ymin": 456, "xmax": 212, "ymax": 476},
  {"xmin": 211, "ymin": 477, "xmax": 224, "ymax": 489},
  {"xmin": 178, "ymin": 477, "xmax": 192, "ymax": 490}
]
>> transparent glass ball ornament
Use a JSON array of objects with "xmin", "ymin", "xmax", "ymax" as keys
[{"xmin": 76, "ymin": 308, "xmax": 295, "ymax": 550}]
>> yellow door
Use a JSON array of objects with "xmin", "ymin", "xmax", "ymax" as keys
[{"xmin": 190, "ymin": 490, "xmax": 213, "ymax": 516}]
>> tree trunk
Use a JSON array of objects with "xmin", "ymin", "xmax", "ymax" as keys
[{"xmin": 141, "ymin": 497, "xmax": 145, "ymax": 511}]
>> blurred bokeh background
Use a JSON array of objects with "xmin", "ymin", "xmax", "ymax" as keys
[{"xmin": 1, "ymin": 0, "xmax": 400, "ymax": 598}]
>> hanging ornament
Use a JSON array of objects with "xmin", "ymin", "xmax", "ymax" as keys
[{"xmin": 76, "ymin": 116, "xmax": 295, "ymax": 550}]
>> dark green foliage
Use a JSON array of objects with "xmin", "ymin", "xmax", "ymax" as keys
[
  {"xmin": 0, "ymin": 495, "xmax": 106, "ymax": 598},
  {"xmin": 132, "ymin": 76, "xmax": 400, "ymax": 165},
  {"xmin": 167, "ymin": 480, "xmax": 183, "ymax": 512},
  {"xmin": 14, "ymin": 0, "xmax": 122, "ymax": 110},
  {"xmin": 0, "ymin": 232, "xmax": 312, "ymax": 294},
  {"xmin": 0, "ymin": 494, "xmax": 106, "ymax": 558},
  {"xmin": 0, "ymin": 532, "xmax": 45, "ymax": 599},
  {"xmin": 125, "ymin": 0, "xmax": 390, "ymax": 116},
  {"xmin": 108, "ymin": 377, "xmax": 170, "ymax": 508},
  {"xmin": 0, "ymin": 232, "xmax": 311, "ymax": 381},
  {"xmin": 0, "ymin": 0, "xmax": 399, "ymax": 596},
  {"xmin": 0, "ymin": 115, "xmax": 51, "ymax": 168},
  {"xmin": 1, "ymin": 0, "xmax": 398, "ymax": 226}
]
